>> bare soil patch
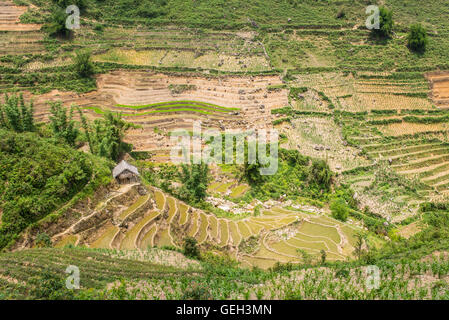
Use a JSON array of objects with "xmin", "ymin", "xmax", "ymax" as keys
[
  {"xmin": 0, "ymin": 1, "xmax": 41, "ymax": 31},
  {"xmin": 426, "ymin": 71, "xmax": 449, "ymax": 106}
]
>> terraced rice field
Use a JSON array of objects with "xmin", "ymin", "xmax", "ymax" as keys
[
  {"xmin": 118, "ymin": 194, "xmax": 151, "ymax": 220},
  {"xmin": 54, "ymin": 235, "xmax": 78, "ymax": 248},
  {"xmin": 28, "ymin": 71, "xmax": 288, "ymax": 160},
  {"xmin": 365, "ymin": 136, "xmax": 449, "ymax": 193},
  {"xmin": 120, "ymin": 210, "xmax": 161, "ymax": 250},
  {"xmin": 60, "ymin": 185, "xmax": 360, "ymax": 269},
  {"xmin": 90, "ymin": 226, "xmax": 119, "ymax": 249}
]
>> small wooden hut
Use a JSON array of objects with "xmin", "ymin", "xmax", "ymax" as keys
[{"xmin": 112, "ymin": 160, "xmax": 139, "ymax": 184}]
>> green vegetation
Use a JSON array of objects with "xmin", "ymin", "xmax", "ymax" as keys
[
  {"xmin": 408, "ymin": 24, "xmax": 429, "ymax": 53},
  {"xmin": 1, "ymin": 0, "xmax": 449, "ymax": 301},
  {"xmin": 41, "ymin": 8, "xmax": 72, "ymax": 38},
  {"xmin": 372, "ymin": 6, "xmax": 394, "ymax": 38},
  {"xmin": 330, "ymin": 198, "xmax": 349, "ymax": 222},
  {"xmin": 73, "ymin": 50, "xmax": 95, "ymax": 78},
  {"xmin": 0, "ymin": 129, "xmax": 111, "ymax": 250},
  {"xmin": 0, "ymin": 94, "xmax": 34, "ymax": 132},
  {"xmin": 183, "ymin": 237, "xmax": 200, "ymax": 259},
  {"xmin": 87, "ymin": 112, "xmax": 134, "ymax": 161},
  {"xmin": 178, "ymin": 162, "xmax": 209, "ymax": 203},
  {"xmin": 49, "ymin": 102, "xmax": 79, "ymax": 147}
]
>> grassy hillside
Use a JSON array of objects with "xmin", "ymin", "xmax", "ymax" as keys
[{"xmin": 0, "ymin": 128, "xmax": 113, "ymax": 249}]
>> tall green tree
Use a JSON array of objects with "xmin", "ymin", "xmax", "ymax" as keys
[{"xmin": 77, "ymin": 106, "xmax": 93, "ymax": 153}]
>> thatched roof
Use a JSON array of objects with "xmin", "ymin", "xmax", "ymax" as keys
[{"xmin": 112, "ymin": 160, "xmax": 139, "ymax": 178}]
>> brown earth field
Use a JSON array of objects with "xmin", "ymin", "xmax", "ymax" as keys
[
  {"xmin": 22, "ymin": 71, "xmax": 288, "ymax": 158},
  {"xmin": 426, "ymin": 71, "xmax": 449, "ymax": 107},
  {"xmin": 0, "ymin": 1, "xmax": 40, "ymax": 31}
]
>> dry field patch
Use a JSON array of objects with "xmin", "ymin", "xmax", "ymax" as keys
[{"xmin": 378, "ymin": 122, "xmax": 449, "ymax": 136}]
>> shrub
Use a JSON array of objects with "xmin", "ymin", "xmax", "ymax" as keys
[
  {"xmin": 52, "ymin": 0, "xmax": 88, "ymax": 12},
  {"xmin": 35, "ymin": 232, "xmax": 52, "ymax": 248},
  {"xmin": 330, "ymin": 198, "xmax": 349, "ymax": 222},
  {"xmin": 336, "ymin": 10, "xmax": 345, "ymax": 19},
  {"xmin": 0, "ymin": 93, "xmax": 34, "ymax": 132},
  {"xmin": 183, "ymin": 237, "xmax": 199, "ymax": 258},
  {"xmin": 335, "ymin": 268, "xmax": 350, "ymax": 279},
  {"xmin": 178, "ymin": 162, "xmax": 209, "ymax": 202},
  {"xmin": 93, "ymin": 23, "xmax": 104, "ymax": 32},
  {"xmin": 42, "ymin": 8, "xmax": 71, "ymax": 38},
  {"xmin": 308, "ymin": 159, "xmax": 332, "ymax": 192},
  {"xmin": 320, "ymin": 249, "xmax": 327, "ymax": 265},
  {"xmin": 372, "ymin": 6, "xmax": 393, "ymax": 38},
  {"xmin": 407, "ymin": 24, "xmax": 428, "ymax": 53},
  {"xmin": 29, "ymin": 269, "xmax": 74, "ymax": 300},
  {"xmin": 181, "ymin": 282, "xmax": 212, "ymax": 300},
  {"xmin": 73, "ymin": 50, "xmax": 94, "ymax": 78}
]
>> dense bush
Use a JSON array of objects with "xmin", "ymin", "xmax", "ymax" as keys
[
  {"xmin": 42, "ymin": 8, "xmax": 72, "ymax": 38},
  {"xmin": 0, "ymin": 129, "xmax": 101, "ymax": 249},
  {"xmin": 372, "ymin": 6, "xmax": 393, "ymax": 38},
  {"xmin": 183, "ymin": 237, "xmax": 200, "ymax": 258},
  {"xmin": 29, "ymin": 269, "xmax": 74, "ymax": 300},
  {"xmin": 0, "ymin": 94, "xmax": 34, "ymax": 132},
  {"xmin": 52, "ymin": 0, "xmax": 88, "ymax": 12},
  {"xmin": 178, "ymin": 163, "xmax": 209, "ymax": 202},
  {"xmin": 330, "ymin": 198, "xmax": 349, "ymax": 222},
  {"xmin": 73, "ymin": 51, "xmax": 95, "ymax": 78},
  {"xmin": 245, "ymin": 149, "xmax": 333, "ymax": 201},
  {"xmin": 407, "ymin": 24, "xmax": 428, "ymax": 52},
  {"xmin": 181, "ymin": 282, "xmax": 212, "ymax": 300}
]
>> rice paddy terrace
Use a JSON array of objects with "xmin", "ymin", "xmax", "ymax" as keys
[{"xmin": 24, "ymin": 183, "xmax": 361, "ymax": 270}]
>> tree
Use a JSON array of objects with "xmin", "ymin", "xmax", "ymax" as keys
[
  {"xmin": 242, "ymin": 160, "xmax": 265, "ymax": 184},
  {"xmin": 407, "ymin": 23, "xmax": 428, "ymax": 53},
  {"xmin": 48, "ymin": 102, "xmax": 79, "ymax": 146},
  {"xmin": 35, "ymin": 232, "xmax": 52, "ymax": 248},
  {"xmin": 77, "ymin": 106, "xmax": 93, "ymax": 153},
  {"xmin": 372, "ymin": 6, "xmax": 393, "ymax": 38},
  {"xmin": 178, "ymin": 162, "xmax": 209, "ymax": 202},
  {"xmin": 73, "ymin": 50, "xmax": 94, "ymax": 78},
  {"xmin": 297, "ymin": 248, "xmax": 312, "ymax": 265},
  {"xmin": 330, "ymin": 198, "xmax": 349, "ymax": 222},
  {"xmin": 52, "ymin": 0, "xmax": 88, "ymax": 12}
]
